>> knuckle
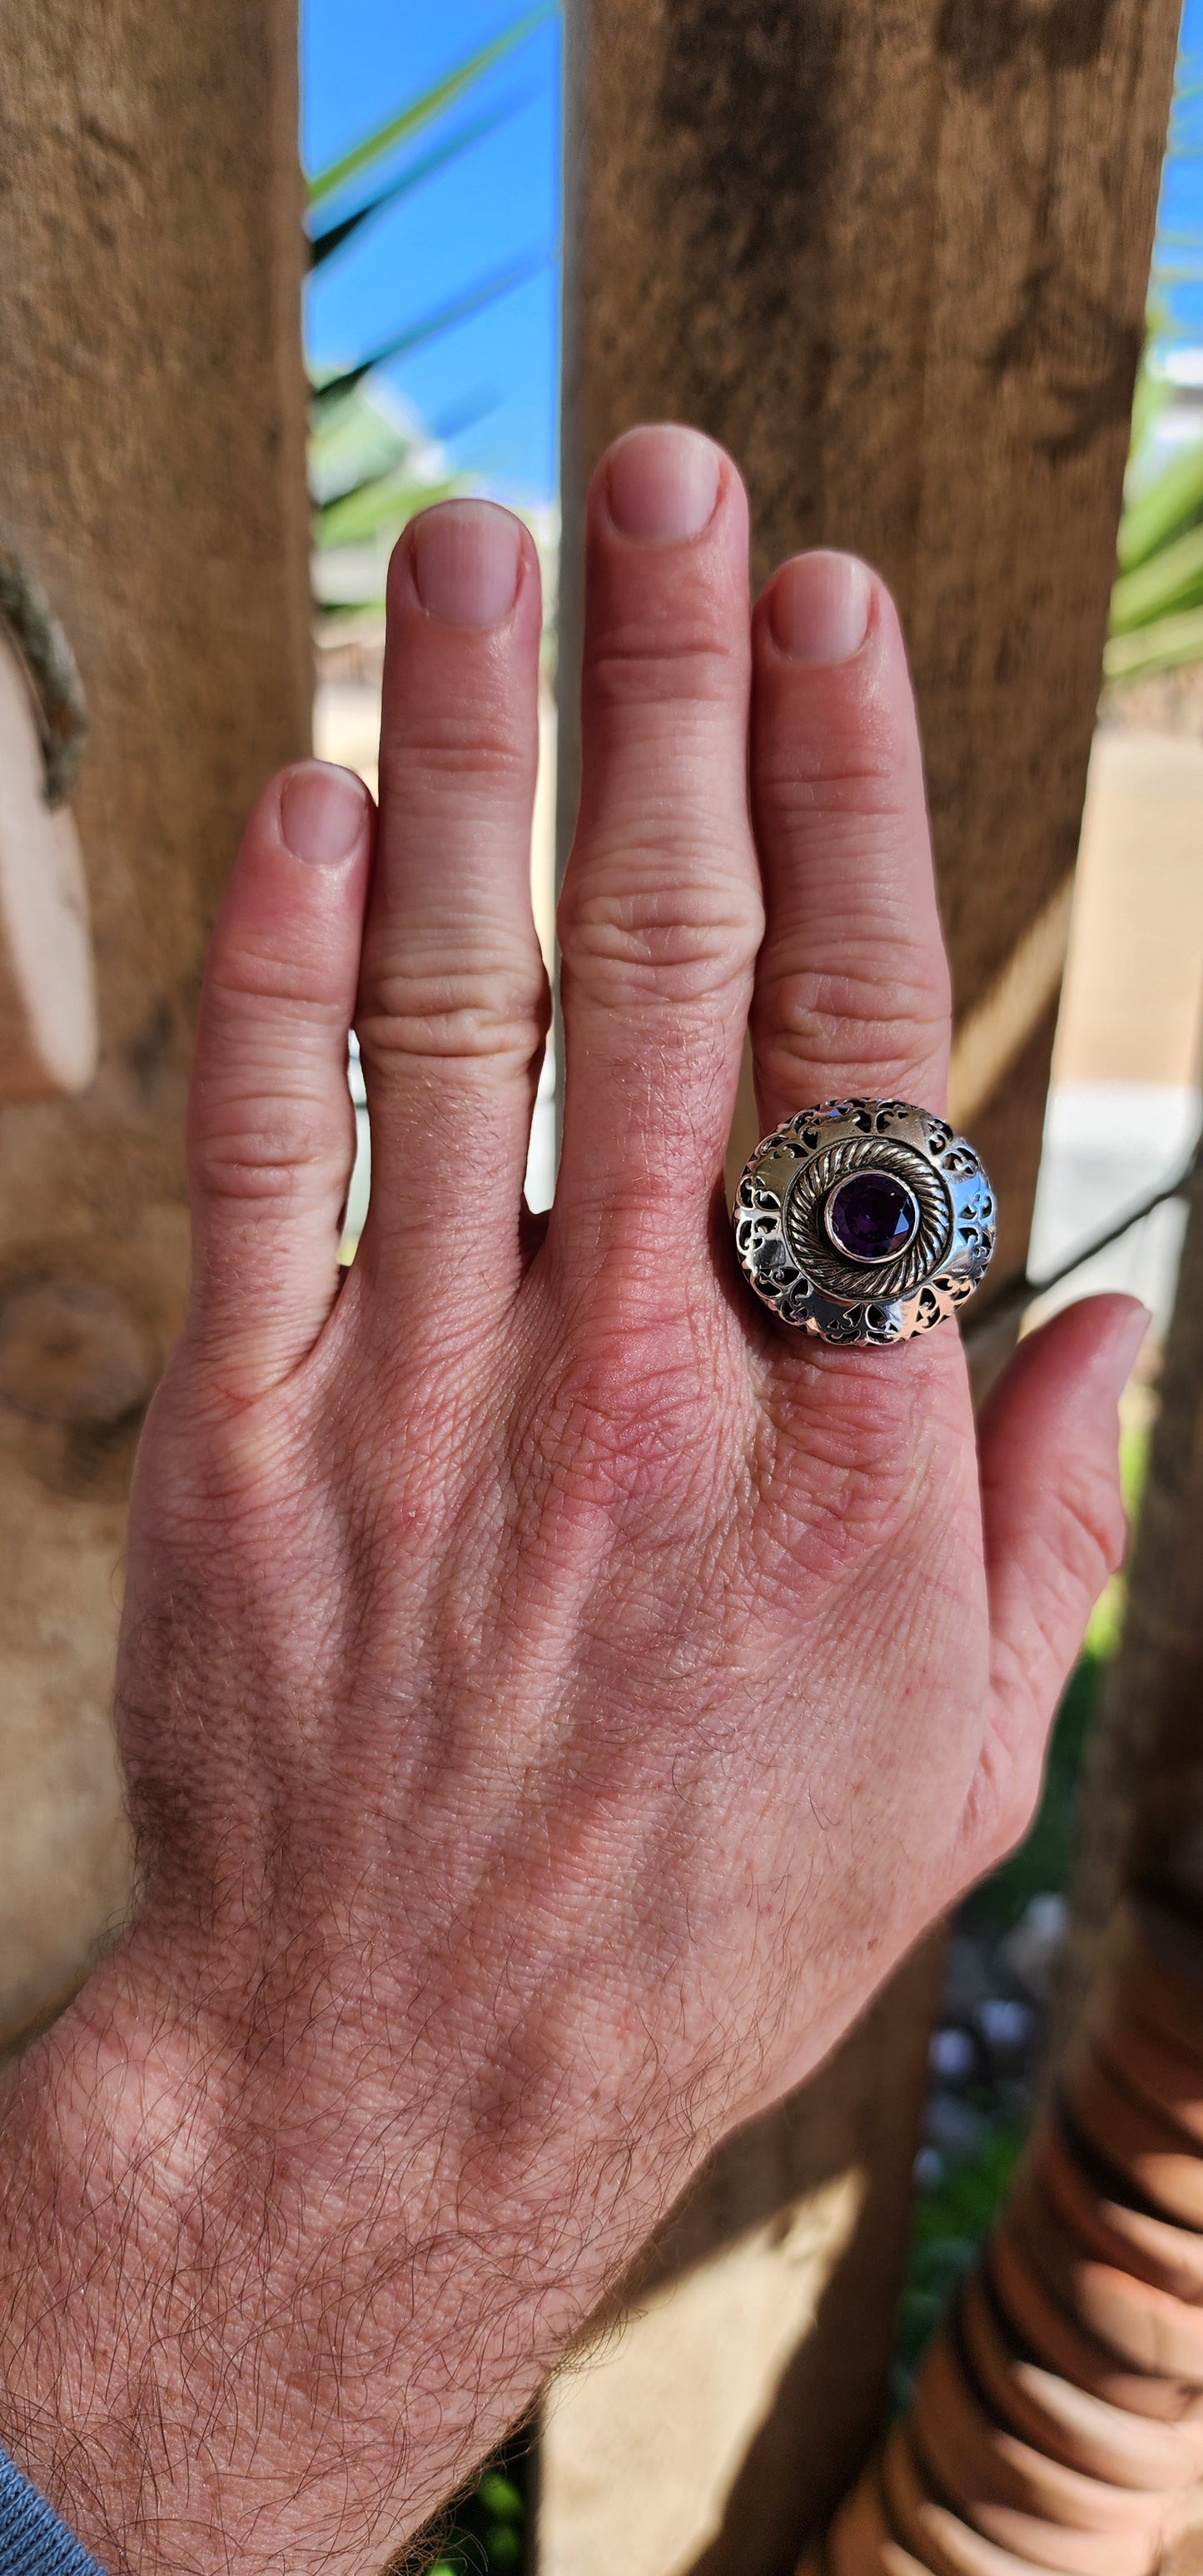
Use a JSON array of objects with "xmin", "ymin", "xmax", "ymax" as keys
[
  {"xmin": 379, "ymin": 712, "xmax": 534, "ymax": 803},
  {"xmin": 962, "ymin": 1733, "xmax": 1044, "ymax": 1882},
  {"xmin": 358, "ymin": 952, "xmax": 549, "ymax": 1067},
  {"xmin": 991, "ymin": 1756, "xmax": 1044, "ymax": 1866},
  {"xmin": 559, "ymin": 871, "xmax": 761, "ymax": 1007},
  {"xmin": 587, "ymin": 615, "xmax": 743, "ymax": 716},
  {"xmin": 753, "ymin": 951, "xmax": 949, "ymax": 1082},
  {"xmin": 206, "ymin": 940, "xmax": 347, "ymax": 1022},
  {"xmin": 190, "ymin": 1092, "xmax": 352, "ymax": 1206},
  {"xmin": 981, "ymin": 1774, "xmax": 1041, "ymax": 1877},
  {"xmin": 532, "ymin": 1320, "xmax": 707, "ymax": 1514},
  {"xmin": 756, "ymin": 743, "xmax": 906, "ymax": 823},
  {"xmin": 155, "ymin": 1386, "xmax": 298, "ymax": 1539}
]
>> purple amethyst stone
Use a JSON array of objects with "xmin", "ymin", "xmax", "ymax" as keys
[{"xmin": 824, "ymin": 1171, "xmax": 918, "ymax": 1265}]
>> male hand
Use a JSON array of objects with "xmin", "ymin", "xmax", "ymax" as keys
[{"xmin": 0, "ymin": 426, "xmax": 1142, "ymax": 2574}]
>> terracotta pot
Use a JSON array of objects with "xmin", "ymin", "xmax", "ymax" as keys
[
  {"xmin": 958, "ymin": 2268, "xmax": 1203, "ymax": 2494},
  {"xmin": 912, "ymin": 2326, "xmax": 1166, "ymax": 2547},
  {"xmin": 1032, "ymin": 2116, "xmax": 1203, "ymax": 2308},
  {"xmin": 821, "ymin": 1902, "xmax": 1203, "ymax": 2576},
  {"xmin": 1061, "ymin": 2041, "xmax": 1203, "ymax": 2231},
  {"xmin": 828, "ymin": 2465, "xmax": 890, "ymax": 2576},
  {"xmin": 1099, "ymin": 2014, "xmax": 1203, "ymax": 2149},
  {"xmin": 1002, "ymin": 2171, "xmax": 1203, "ymax": 2380},
  {"xmin": 880, "ymin": 2422, "xmax": 1067, "ymax": 2576},
  {"xmin": 1067, "ymin": 2263, "xmax": 1203, "ymax": 2385},
  {"xmin": 828, "ymin": 2463, "xmax": 931, "ymax": 2576},
  {"xmin": 882, "ymin": 2423, "xmax": 957, "ymax": 2576},
  {"xmin": 987, "ymin": 2234, "xmax": 1203, "ymax": 2423},
  {"xmin": 1100, "ymin": 1905, "xmax": 1203, "ymax": 2070}
]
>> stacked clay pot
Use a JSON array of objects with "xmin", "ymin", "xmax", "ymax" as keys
[{"xmin": 818, "ymin": 1900, "xmax": 1203, "ymax": 2576}]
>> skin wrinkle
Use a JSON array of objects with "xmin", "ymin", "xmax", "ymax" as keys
[
  {"xmin": 752, "ymin": 732, "xmax": 907, "ymax": 803},
  {"xmin": 0, "ymin": 440, "xmax": 1143, "ymax": 2576},
  {"xmin": 753, "ymin": 952, "xmax": 950, "ymax": 1046},
  {"xmin": 581, "ymin": 608, "xmax": 746, "ymax": 697}
]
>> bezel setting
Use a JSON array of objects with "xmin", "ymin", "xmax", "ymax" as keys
[{"xmin": 732, "ymin": 1097, "xmax": 995, "ymax": 1345}]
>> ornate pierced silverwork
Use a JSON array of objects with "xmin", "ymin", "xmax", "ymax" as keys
[{"xmin": 733, "ymin": 1098, "xmax": 995, "ymax": 1345}]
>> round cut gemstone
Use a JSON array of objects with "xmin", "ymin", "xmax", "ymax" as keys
[{"xmin": 825, "ymin": 1171, "xmax": 918, "ymax": 1264}]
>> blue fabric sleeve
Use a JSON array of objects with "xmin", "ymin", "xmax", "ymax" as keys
[{"xmin": 0, "ymin": 2446, "xmax": 108, "ymax": 2574}]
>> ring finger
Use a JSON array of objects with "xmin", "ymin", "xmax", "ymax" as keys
[{"xmin": 748, "ymin": 551, "xmax": 951, "ymax": 1141}]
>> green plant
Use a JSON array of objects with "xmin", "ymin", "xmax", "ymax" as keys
[
  {"xmin": 307, "ymin": 7, "xmax": 554, "ymax": 219},
  {"xmin": 1106, "ymin": 440, "xmax": 1203, "ymax": 681},
  {"xmin": 305, "ymin": 7, "xmax": 559, "ymax": 614},
  {"xmin": 890, "ymin": 2120, "xmax": 1027, "ymax": 2410},
  {"xmin": 412, "ymin": 2447, "xmax": 529, "ymax": 2575},
  {"xmin": 1104, "ymin": 47, "xmax": 1203, "ymax": 683}
]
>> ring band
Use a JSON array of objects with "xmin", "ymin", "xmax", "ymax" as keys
[{"xmin": 732, "ymin": 1097, "xmax": 995, "ymax": 1345}]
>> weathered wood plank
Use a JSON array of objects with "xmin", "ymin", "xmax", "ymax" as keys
[
  {"xmin": 0, "ymin": 0, "xmax": 311, "ymax": 2046},
  {"xmin": 1051, "ymin": 1158, "xmax": 1203, "ymax": 2060}
]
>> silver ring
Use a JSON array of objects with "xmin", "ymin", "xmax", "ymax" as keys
[{"xmin": 732, "ymin": 1098, "xmax": 995, "ymax": 1345}]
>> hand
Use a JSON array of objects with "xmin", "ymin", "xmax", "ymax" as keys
[{"xmin": 0, "ymin": 425, "xmax": 1141, "ymax": 2575}]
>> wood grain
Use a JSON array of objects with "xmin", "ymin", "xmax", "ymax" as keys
[{"xmin": 0, "ymin": 0, "xmax": 311, "ymax": 2045}]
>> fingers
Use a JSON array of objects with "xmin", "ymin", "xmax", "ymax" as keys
[
  {"xmin": 354, "ymin": 501, "xmax": 548, "ymax": 1305},
  {"xmin": 553, "ymin": 425, "xmax": 762, "ymax": 1286},
  {"xmin": 186, "ymin": 761, "xmax": 374, "ymax": 1395},
  {"xmin": 964, "ymin": 1295, "xmax": 1149, "ymax": 1874},
  {"xmin": 749, "ymin": 553, "xmax": 951, "ymax": 1136}
]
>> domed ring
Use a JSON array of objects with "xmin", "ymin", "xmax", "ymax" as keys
[{"xmin": 732, "ymin": 1097, "xmax": 995, "ymax": 1345}]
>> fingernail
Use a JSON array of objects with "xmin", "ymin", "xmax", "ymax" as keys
[
  {"xmin": 280, "ymin": 762, "xmax": 366, "ymax": 866},
  {"xmin": 411, "ymin": 500, "xmax": 522, "ymax": 626},
  {"xmin": 769, "ymin": 551, "xmax": 872, "ymax": 664},
  {"xmin": 606, "ymin": 424, "xmax": 721, "ymax": 542}
]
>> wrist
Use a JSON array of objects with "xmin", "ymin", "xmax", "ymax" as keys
[
  {"xmin": 0, "ymin": 1926, "xmax": 672, "ymax": 2576},
  {"xmin": 0, "ymin": 1957, "xmax": 228, "ymax": 2574}
]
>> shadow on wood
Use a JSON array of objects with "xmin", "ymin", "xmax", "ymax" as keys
[
  {"xmin": 538, "ymin": 1942, "xmax": 944, "ymax": 2576},
  {"xmin": 0, "ymin": 0, "xmax": 311, "ymax": 2048}
]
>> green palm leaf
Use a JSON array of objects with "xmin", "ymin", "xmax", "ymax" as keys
[
  {"xmin": 306, "ymin": 2, "xmax": 556, "ymax": 211},
  {"xmin": 309, "ymin": 90, "xmax": 531, "ymax": 268},
  {"xmin": 1104, "ymin": 604, "xmax": 1203, "ymax": 682},
  {"xmin": 309, "ymin": 249, "xmax": 549, "ymax": 420},
  {"xmin": 1116, "ymin": 439, "xmax": 1203, "ymax": 574},
  {"xmin": 316, "ymin": 465, "xmax": 458, "ymax": 550},
  {"xmin": 1111, "ymin": 517, "xmax": 1203, "ymax": 632}
]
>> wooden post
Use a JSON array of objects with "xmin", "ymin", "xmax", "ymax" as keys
[
  {"xmin": 541, "ymin": 2, "xmax": 1180, "ymax": 2567},
  {"xmin": 1051, "ymin": 1158, "xmax": 1203, "ymax": 2057},
  {"xmin": 1059, "ymin": 1161, "xmax": 1203, "ymax": 2576},
  {"xmin": 0, "ymin": 0, "xmax": 311, "ymax": 2051}
]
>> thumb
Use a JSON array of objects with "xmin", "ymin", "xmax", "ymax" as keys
[{"xmin": 964, "ymin": 1294, "xmax": 1149, "ymax": 1879}]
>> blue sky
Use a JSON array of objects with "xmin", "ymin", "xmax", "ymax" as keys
[
  {"xmin": 301, "ymin": 0, "xmax": 1203, "ymax": 510},
  {"xmin": 1152, "ymin": 0, "xmax": 1203, "ymax": 366},
  {"xmin": 301, "ymin": 1, "xmax": 562, "ymax": 506}
]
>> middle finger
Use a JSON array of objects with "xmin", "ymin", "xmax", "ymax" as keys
[
  {"xmin": 355, "ymin": 500, "xmax": 548, "ymax": 1308},
  {"xmin": 552, "ymin": 426, "xmax": 763, "ymax": 1295}
]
